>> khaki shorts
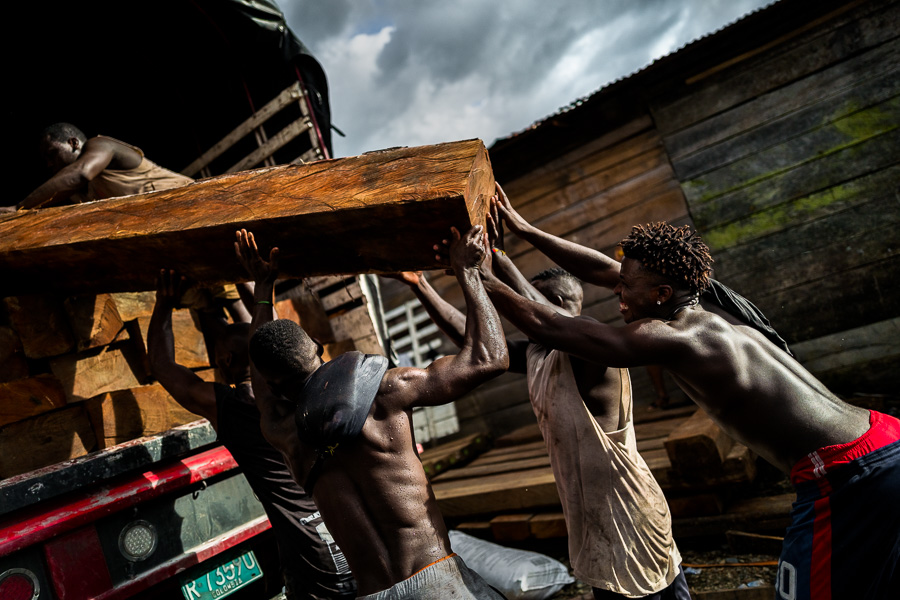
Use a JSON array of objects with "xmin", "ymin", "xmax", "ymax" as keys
[{"xmin": 358, "ymin": 554, "xmax": 505, "ymax": 600}]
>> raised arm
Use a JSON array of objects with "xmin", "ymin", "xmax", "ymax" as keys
[
  {"xmin": 18, "ymin": 137, "xmax": 118, "ymax": 210},
  {"xmin": 147, "ymin": 269, "xmax": 218, "ymax": 427},
  {"xmin": 387, "ymin": 271, "xmax": 468, "ymax": 347},
  {"xmin": 487, "ymin": 192, "xmax": 557, "ymax": 308},
  {"xmin": 493, "ymin": 182, "xmax": 621, "ymax": 289},
  {"xmin": 481, "ymin": 269, "xmax": 671, "ymax": 368},
  {"xmin": 387, "ymin": 269, "xmax": 528, "ymax": 374},
  {"xmin": 381, "ymin": 225, "xmax": 509, "ymax": 409},
  {"xmin": 234, "ymin": 229, "xmax": 279, "ymax": 337},
  {"xmin": 233, "ymin": 229, "xmax": 295, "ymax": 427}
]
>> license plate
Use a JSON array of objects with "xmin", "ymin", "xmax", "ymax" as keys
[{"xmin": 180, "ymin": 549, "xmax": 263, "ymax": 600}]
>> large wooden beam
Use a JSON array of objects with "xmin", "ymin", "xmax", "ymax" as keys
[{"xmin": 1, "ymin": 139, "xmax": 494, "ymax": 296}]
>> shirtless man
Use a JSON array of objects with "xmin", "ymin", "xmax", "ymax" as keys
[
  {"xmin": 147, "ymin": 270, "xmax": 357, "ymax": 599},
  {"xmin": 15, "ymin": 122, "xmax": 193, "ymax": 210},
  {"xmin": 15, "ymin": 122, "xmax": 250, "ymax": 339},
  {"xmin": 234, "ymin": 226, "xmax": 508, "ymax": 599},
  {"xmin": 393, "ymin": 199, "xmax": 687, "ymax": 599},
  {"xmin": 479, "ymin": 208, "xmax": 900, "ymax": 599}
]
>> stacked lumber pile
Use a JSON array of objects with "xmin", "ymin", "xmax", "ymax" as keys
[
  {"xmin": 0, "ymin": 278, "xmax": 394, "ymax": 479},
  {"xmin": 0, "ymin": 292, "xmax": 207, "ymax": 478},
  {"xmin": 419, "ymin": 432, "xmax": 492, "ymax": 480},
  {"xmin": 0, "ymin": 139, "xmax": 495, "ymax": 480},
  {"xmin": 431, "ymin": 406, "xmax": 794, "ymax": 543}
]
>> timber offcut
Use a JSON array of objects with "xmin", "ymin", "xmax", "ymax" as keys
[{"xmin": 1, "ymin": 139, "xmax": 495, "ymax": 296}]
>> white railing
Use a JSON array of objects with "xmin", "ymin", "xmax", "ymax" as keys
[{"xmin": 383, "ymin": 299, "xmax": 460, "ymax": 443}]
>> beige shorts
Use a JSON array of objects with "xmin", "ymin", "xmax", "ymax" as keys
[{"xmin": 357, "ymin": 554, "xmax": 504, "ymax": 600}]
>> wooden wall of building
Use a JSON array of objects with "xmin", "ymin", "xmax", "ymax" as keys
[
  {"xmin": 380, "ymin": 0, "xmax": 900, "ymax": 442},
  {"xmin": 648, "ymin": 0, "xmax": 900, "ymax": 392}
]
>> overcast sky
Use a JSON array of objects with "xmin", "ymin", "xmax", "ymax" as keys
[{"xmin": 280, "ymin": 0, "xmax": 774, "ymax": 159}]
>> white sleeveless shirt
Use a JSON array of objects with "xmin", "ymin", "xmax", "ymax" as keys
[{"xmin": 526, "ymin": 343, "xmax": 681, "ymax": 596}]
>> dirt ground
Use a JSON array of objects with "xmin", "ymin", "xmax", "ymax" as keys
[{"xmin": 548, "ymin": 548, "xmax": 778, "ymax": 598}]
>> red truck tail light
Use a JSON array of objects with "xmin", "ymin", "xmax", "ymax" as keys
[
  {"xmin": 0, "ymin": 568, "xmax": 40, "ymax": 600},
  {"xmin": 118, "ymin": 520, "xmax": 158, "ymax": 561}
]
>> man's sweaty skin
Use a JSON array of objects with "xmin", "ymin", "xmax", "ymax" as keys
[
  {"xmin": 478, "ymin": 206, "xmax": 870, "ymax": 475},
  {"xmin": 235, "ymin": 226, "xmax": 508, "ymax": 595}
]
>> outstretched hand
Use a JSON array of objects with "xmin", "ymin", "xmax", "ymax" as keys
[
  {"xmin": 235, "ymin": 229, "xmax": 279, "ymax": 284},
  {"xmin": 383, "ymin": 271, "xmax": 424, "ymax": 287},
  {"xmin": 492, "ymin": 182, "xmax": 529, "ymax": 236},
  {"xmin": 434, "ymin": 225, "xmax": 489, "ymax": 274},
  {"xmin": 486, "ymin": 193, "xmax": 504, "ymax": 252},
  {"xmin": 155, "ymin": 268, "xmax": 186, "ymax": 308},
  {"xmin": 450, "ymin": 225, "xmax": 487, "ymax": 270}
]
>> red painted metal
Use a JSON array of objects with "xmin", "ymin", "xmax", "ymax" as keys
[
  {"xmin": 43, "ymin": 526, "xmax": 113, "ymax": 600},
  {"xmin": 0, "ymin": 572, "xmax": 38, "ymax": 600},
  {"xmin": 0, "ymin": 446, "xmax": 239, "ymax": 558},
  {"xmin": 294, "ymin": 66, "xmax": 331, "ymax": 160},
  {"xmin": 92, "ymin": 515, "xmax": 271, "ymax": 600}
]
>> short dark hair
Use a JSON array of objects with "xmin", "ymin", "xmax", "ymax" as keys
[
  {"xmin": 42, "ymin": 122, "xmax": 86, "ymax": 144},
  {"xmin": 619, "ymin": 222, "xmax": 713, "ymax": 294},
  {"xmin": 530, "ymin": 267, "xmax": 581, "ymax": 289},
  {"xmin": 249, "ymin": 319, "xmax": 317, "ymax": 377}
]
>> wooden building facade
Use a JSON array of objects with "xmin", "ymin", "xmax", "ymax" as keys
[{"xmin": 380, "ymin": 0, "xmax": 900, "ymax": 441}]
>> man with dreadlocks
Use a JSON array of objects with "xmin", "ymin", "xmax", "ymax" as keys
[{"xmin": 480, "ymin": 202, "xmax": 900, "ymax": 600}]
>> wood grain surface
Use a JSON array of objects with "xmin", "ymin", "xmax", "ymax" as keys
[{"xmin": 1, "ymin": 139, "xmax": 494, "ymax": 295}]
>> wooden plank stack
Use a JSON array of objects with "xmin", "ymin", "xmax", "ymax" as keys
[
  {"xmin": 0, "ymin": 139, "xmax": 498, "ymax": 480},
  {"xmin": 0, "ymin": 274, "xmax": 395, "ymax": 479},
  {"xmin": 418, "ymin": 432, "xmax": 491, "ymax": 480},
  {"xmin": 0, "ymin": 292, "xmax": 207, "ymax": 479},
  {"xmin": 431, "ymin": 405, "xmax": 789, "ymax": 543}
]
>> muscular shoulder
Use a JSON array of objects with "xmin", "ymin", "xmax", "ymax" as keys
[
  {"xmin": 86, "ymin": 136, "xmax": 142, "ymax": 169},
  {"xmin": 626, "ymin": 311, "xmax": 716, "ymax": 363},
  {"xmin": 668, "ymin": 309, "xmax": 747, "ymax": 358},
  {"xmin": 375, "ymin": 367, "xmax": 422, "ymax": 412}
]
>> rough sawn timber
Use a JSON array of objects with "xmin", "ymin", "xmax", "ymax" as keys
[{"xmin": 0, "ymin": 139, "xmax": 495, "ymax": 296}]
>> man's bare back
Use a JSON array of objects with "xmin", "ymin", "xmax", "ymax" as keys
[{"xmin": 642, "ymin": 306, "xmax": 869, "ymax": 473}]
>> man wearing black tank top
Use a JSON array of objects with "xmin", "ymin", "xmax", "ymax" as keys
[{"xmin": 148, "ymin": 269, "xmax": 357, "ymax": 600}]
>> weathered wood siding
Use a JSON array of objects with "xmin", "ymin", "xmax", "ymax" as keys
[
  {"xmin": 380, "ymin": 0, "xmax": 900, "ymax": 440},
  {"xmin": 649, "ymin": 0, "xmax": 900, "ymax": 392}
]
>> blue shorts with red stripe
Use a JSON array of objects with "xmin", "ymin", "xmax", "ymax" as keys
[{"xmin": 777, "ymin": 411, "xmax": 900, "ymax": 599}]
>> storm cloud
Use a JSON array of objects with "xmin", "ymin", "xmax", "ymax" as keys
[{"xmin": 281, "ymin": 0, "xmax": 774, "ymax": 158}]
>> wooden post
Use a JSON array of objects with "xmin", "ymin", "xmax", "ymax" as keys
[
  {"xmin": 0, "ymin": 374, "xmax": 67, "ymax": 427},
  {"xmin": 85, "ymin": 383, "xmax": 203, "ymax": 449},
  {"xmin": 0, "ymin": 405, "xmax": 97, "ymax": 479},
  {"xmin": 0, "ymin": 325, "xmax": 29, "ymax": 382},
  {"xmin": 664, "ymin": 410, "xmax": 735, "ymax": 481},
  {"xmin": 3, "ymin": 295, "xmax": 75, "ymax": 358},
  {"xmin": 63, "ymin": 293, "xmax": 126, "ymax": 351},
  {"xmin": 0, "ymin": 139, "xmax": 495, "ymax": 296}
]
